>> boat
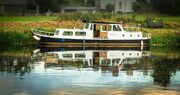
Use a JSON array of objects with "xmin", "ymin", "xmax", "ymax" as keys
[
  {"xmin": 31, "ymin": 48, "xmax": 150, "ymax": 77},
  {"xmin": 31, "ymin": 48, "xmax": 150, "ymax": 69},
  {"xmin": 31, "ymin": 21, "xmax": 151, "ymax": 48}
]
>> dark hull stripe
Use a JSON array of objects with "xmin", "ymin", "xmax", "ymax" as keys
[
  {"xmin": 40, "ymin": 47, "xmax": 150, "ymax": 53},
  {"xmin": 39, "ymin": 36, "xmax": 150, "ymax": 48},
  {"xmin": 40, "ymin": 36, "xmax": 150, "ymax": 43}
]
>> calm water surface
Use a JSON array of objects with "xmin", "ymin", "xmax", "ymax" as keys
[{"xmin": 0, "ymin": 47, "xmax": 180, "ymax": 95}]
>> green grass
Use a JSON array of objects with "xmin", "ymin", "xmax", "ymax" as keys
[
  {"xmin": 0, "ymin": 13, "xmax": 179, "ymax": 23},
  {"xmin": 0, "ymin": 16, "xmax": 57, "ymax": 22},
  {"xmin": 124, "ymin": 13, "xmax": 180, "ymax": 23},
  {"xmin": 151, "ymin": 32, "xmax": 180, "ymax": 46},
  {"xmin": 0, "ymin": 13, "xmax": 179, "ymax": 46},
  {"xmin": 0, "ymin": 30, "xmax": 36, "ymax": 45}
]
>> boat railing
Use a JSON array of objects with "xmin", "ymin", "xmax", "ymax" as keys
[
  {"xmin": 123, "ymin": 25, "xmax": 140, "ymax": 32},
  {"xmin": 123, "ymin": 25, "xmax": 151, "ymax": 39},
  {"xmin": 31, "ymin": 29, "xmax": 54, "ymax": 36},
  {"xmin": 143, "ymin": 33, "xmax": 151, "ymax": 39}
]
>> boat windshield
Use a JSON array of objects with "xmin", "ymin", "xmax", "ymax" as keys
[
  {"xmin": 55, "ymin": 30, "xmax": 59, "ymax": 35},
  {"xmin": 84, "ymin": 23, "xmax": 90, "ymax": 29},
  {"xmin": 113, "ymin": 25, "xmax": 122, "ymax": 31}
]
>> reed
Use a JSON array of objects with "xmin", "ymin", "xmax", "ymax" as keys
[
  {"xmin": 151, "ymin": 32, "xmax": 180, "ymax": 46},
  {"xmin": 0, "ymin": 29, "xmax": 35, "ymax": 45},
  {"xmin": 0, "ymin": 13, "xmax": 179, "ymax": 47}
]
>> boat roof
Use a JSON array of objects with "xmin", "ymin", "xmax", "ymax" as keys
[{"xmin": 82, "ymin": 20, "xmax": 120, "ymax": 24}]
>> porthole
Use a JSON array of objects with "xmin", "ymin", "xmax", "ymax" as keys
[
  {"xmin": 130, "ymin": 34, "xmax": 132, "ymax": 37},
  {"xmin": 63, "ymin": 31, "xmax": 73, "ymax": 36},
  {"xmin": 75, "ymin": 31, "xmax": 86, "ymax": 36},
  {"xmin": 122, "ymin": 34, "xmax": 125, "ymax": 37}
]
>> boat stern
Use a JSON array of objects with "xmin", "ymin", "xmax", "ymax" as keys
[{"xmin": 31, "ymin": 29, "xmax": 41, "ymax": 41}]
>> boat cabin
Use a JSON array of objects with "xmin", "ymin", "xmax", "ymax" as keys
[
  {"xmin": 83, "ymin": 21, "xmax": 124, "ymax": 38},
  {"xmin": 53, "ymin": 21, "xmax": 143, "ymax": 40},
  {"xmin": 36, "ymin": 50, "xmax": 150, "ymax": 67},
  {"xmin": 32, "ymin": 21, "xmax": 150, "ymax": 48}
]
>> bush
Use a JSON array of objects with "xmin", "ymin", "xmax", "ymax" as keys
[
  {"xmin": 0, "ymin": 30, "xmax": 34, "ymax": 45},
  {"xmin": 57, "ymin": 12, "xmax": 105, "ymax": 21},
  {"xmin": 151, "ymin": 32, "xmax": 180, "ymax": 46},
  {"xmin": 106, "ymin": 4, "xmax": 114, "ymax": 12}
]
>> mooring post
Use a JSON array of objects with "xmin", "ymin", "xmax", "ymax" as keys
[{"xmin": 141, "ymin": 40, "xmax": 143, "ymax": 50}]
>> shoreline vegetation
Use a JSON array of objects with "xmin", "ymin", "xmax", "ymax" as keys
[
  {"xmin": 0, "ymin": 13, "xmax": 179, "ymax": 46},
  {"xmin": 0, "ymin": 45, "xmax": 179, "ymax": 59}
]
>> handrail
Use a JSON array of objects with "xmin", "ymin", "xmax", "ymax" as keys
[
  {"xmin": 143, "ymin": 33, "xmax": 151, "ymax": 38},
  {"xmin": 31, "ymin": 29, "xmax": 54, "ymax": 36},
  {"xmin": 123, "ymin": 25, "xmax": 140, "ymax": 32}
]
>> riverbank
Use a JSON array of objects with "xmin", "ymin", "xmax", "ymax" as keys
[{"xmin": 0, "ymin": 14, "xmax": 179, "ymax": 46}]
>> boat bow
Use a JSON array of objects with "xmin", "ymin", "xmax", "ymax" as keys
[{"xmin": 31, "ymin": 29, "xmax": 54, "ymax": 41}]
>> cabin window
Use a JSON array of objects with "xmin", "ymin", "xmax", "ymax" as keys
[
  {"xmin": 75, "ymin": 31, "xmax": 86, "ymax": 36},
  {"xmin": 62, "ymin": 54, "xmax": 73, "ymax": 58},
  {"xmin": 112, "ymin": 58, "xmax": 121, "ymax": 64},
  {"xmin": 101, "ymin": 25, "xmax": 107, "ymax": 31},
  {"xmin": 101, "ymin": 59, "xmax": 111, "ymax": 64},
  {"xmin": 85, "ymin": 23, "xmax": 89, "ymax": 29},
  {"xmin": 101, "ymin": 25, "xmax": 111, "ymax": 31},
  {"xmin": 113, "ymin": 25, "xmax": 121, "ymax": 31},
  {"xmin": 75, "ymin": 53, "xmax": 86, "ymax": 58},
  {"xmin": 55, "ymin": 30, "xmax": 59, "ymax": 35},
  {"xmin": 90, "ymin": 25, "xmax": 93, "ymax": 30},
  {"xmin": 94, "ymin": 24, "xmax": 101, "ymax": 31},
  {"xmin": 108, "ymin": 25, "xmax": 112, "ymax": 31},
  {"xmin": 63, "ymin": 31, "xmax": 73, "ymax": 36}
]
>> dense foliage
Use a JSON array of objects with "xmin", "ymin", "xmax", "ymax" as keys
[
  {"xmin": 35, "ymin": 0, "xmax": 69, "ymax": 12},
  {"xmin": 151, "ymin": 0, "xmax": 180, "ymax": 15},
  {"xmin": 133, "ymin": 0, "xmax": 180, "ymax": 15}
]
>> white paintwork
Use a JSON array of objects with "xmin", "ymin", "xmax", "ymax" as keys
[
  {"xmin": 56, "ymin": 50, "xmax": 93, "ymax": 61},
  {"xmin": 32, "ymin": 22, "xmax": 150, "ymax": 41},
  {"xmin": 107, "ymin": 31, "xmax": 142, "ymax": 40},
  {"xmin": 53, "ymin": 23, "xmax": 146, "ymax": 40},
  {"xmin": 54, "ymin": 29, "xmax": 93, "ymax": 39},
  {"xmin": 33, "ymin": 35, "xmax": 40, "ymax": 41},
  {"xmin": 39, "ymin": 50, "xmax": 150, "ymax": 67}
]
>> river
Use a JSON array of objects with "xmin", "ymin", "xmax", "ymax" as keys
[{"xmin": 0, "ymin": 46, "xmax": 179, "ymax": 95}]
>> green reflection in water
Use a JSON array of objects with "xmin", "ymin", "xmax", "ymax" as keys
[
  {"xmin": 152, "ymin": 58, "xmax": 180, "ymax": 88},
  {"xmin": 0, "ymin": 46, "xmax": 180, "ymax": 88}
]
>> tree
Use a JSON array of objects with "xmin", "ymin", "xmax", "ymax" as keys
[
  {"xmin": 86, "ymin": 0, "xmax": 95, "ymax": 6},
  {"xmin": 133, "ymin": 0, "xmax": 180, "ymax": 15},
  {"xmin": 35, "ymin": 0, "xmax": 69, "ymax": 13},
  {"xmin": 106, "ymin": 4, "xmax": 114, "ymax": 12},
  {"xmin": 132, "ymin": 0, "xmax": 153, "ymax": 14},
  {"xmin": 151, "ymin": 0, "xmax": 180, "ymax": 15}
]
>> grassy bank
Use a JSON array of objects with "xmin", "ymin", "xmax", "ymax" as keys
[
  {"xmin": 0, "ymin": 29, "xmax": 36, "ymax": 46},
  {"xmin": 0, "ymin": 13, "xmax": 179, "ymax": 46},
  {"xmin": 0, "ymin": 16, "xmax": 57, "ymax": 22}
]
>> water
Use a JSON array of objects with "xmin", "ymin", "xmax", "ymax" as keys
[{"xmin": 0, "ymin": 47, "xmax": 180, "ymax": 95}]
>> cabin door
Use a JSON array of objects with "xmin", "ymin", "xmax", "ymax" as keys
[
  {"xmin": 100, "ymin": 25, "xmax": 110, "ymax": 39},
  {"xmin": 93, "ymin": 24, "xmax": 100, "ymax": 38},
  {"xmin": 93, "ymin": 52, "xmax": 100, "ymax": 65}
]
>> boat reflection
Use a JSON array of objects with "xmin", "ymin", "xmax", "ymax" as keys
[
  {"xmin": 32, "ymin": 48, "xmax": 150, "ymax": 77},
  {"xmin": 0, "ymin": 47, "xmax": 179, "ymax": 91}
]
